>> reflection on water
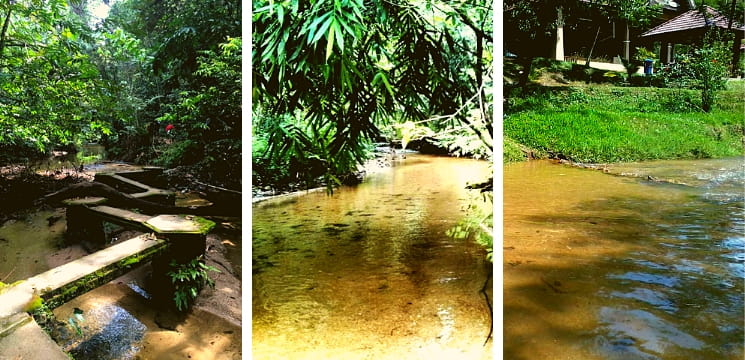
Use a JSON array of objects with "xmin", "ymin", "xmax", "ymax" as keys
[
  {"xmin": 253, "ymin": 154, "xmax": 492, "ymax": 359},
  {"xmin": 504, "ymin": 159, "xmax": 744, "ymax": 360},
  {"xmin": 63, "ymin": 304, "xmax": 147, "ymax": 360},
  {"xmin": 31, "ymin": 144, "xmax": 106, "ymax": 173}
]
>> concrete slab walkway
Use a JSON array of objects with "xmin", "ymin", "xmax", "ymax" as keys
[{"xmin": 0, "ymin": 312, "xmax": 69, "ymax": 360}]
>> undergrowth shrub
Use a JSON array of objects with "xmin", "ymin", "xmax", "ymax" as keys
[{"xmin": 167, "ymin": 255, "xmax": 220, "ymax": 311}]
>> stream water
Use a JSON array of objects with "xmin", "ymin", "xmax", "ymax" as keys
[
  {"xmin": 0, "ymin": 160, "xmax": 242, "ymax": 359},
  {"xmin": 504, "ymin": 158, "xmax": 744, "ymax": 360},
  {"xmin": 252, "ymin": 154, "xmax": 494, "ymax": 360}
]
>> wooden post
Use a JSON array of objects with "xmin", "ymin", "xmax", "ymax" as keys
[
  {"xmin": 624, "ymin": 23, "xmax": 630, "ymax": 61},
  {"xmin": 666, "ymin": 42, "xmax": 673, "ymax": 64}
]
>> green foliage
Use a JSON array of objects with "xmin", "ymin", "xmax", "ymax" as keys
[
  {"xmin": 0, "ymin": 0, "xmax": 242, "ymax": 190},
  {"xmin": 446, "ymin": 191, "xmax": 493, "ymax": 261},
  {"xmin": 167, "ymin": 255, "xmax": 220, "ymax": 311},
  {"xmin": 634, "ymin": 46, "xmax": 657, "ymax": 63},
  {"xmin": 253, "ymin": 110, "xmax": 360, "ymax": 192},
  {"xmin": 24, "ymin": 294, "xmax": 44, "ymax": 312},
  {"xmin": 394, "ymin": 121, "xmax": 434, "ymax": 151},
  {"xmin": 505, "ymin": 0, "xmax": 661, "ymax": 58},
  {"xmin": 28, "ymin": 296, "xmax": 53, "ymax": 322},
  {"xmin": 658, "ymin": 30, "xmax": 732, "ymax": 113},
  {"xmin": 503, "ymin": 136, "xmax": 528, "ymax": 163},
  {"xmin": 0, "ymin": 0, "xmax": 115, "ymax": 153},
  {"xmin": 432, "ymin": 110, "xmax": 493, "ymax": 160},
  {"xmin": 154, "ymin": 139, "xmax": 199, "ymax": 167},
  {"xmin": 156, "ymin": 37, "xmax": 241, "ymax": 142},
  {"xmin": 253, "ymin": 0, "xmax": 493, "ymax": 179},
  {"xmin": 505, "ymin": 85, "xmax": 744, "ymax": 163},
  {"xmin": 154, "ymin": 36, "xmax": 242, "ymax": 187}
]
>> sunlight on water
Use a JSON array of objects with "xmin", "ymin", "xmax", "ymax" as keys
[
  {"xmin": 63, "ymin": 304, "xmax": 147, "ymax": 360},
  {"xmin": 504, "ymin": 159, "xmax": 744, "ymax": 360},
  {"xmin": 253, "ymin": 154, "xmax": 492, "ymax": 359}
]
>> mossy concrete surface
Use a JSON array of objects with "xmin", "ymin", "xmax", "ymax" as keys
[
  {"xmin": 0, "ymin": 312, "xmax": 69, "ymax": 360},
  {"xmin": 0, "ymin": 234, "xmax": 166, "ymax": 318},
  {"xmin": 145, "ymin": 214, "xmax": 216, "ymax": 234}
]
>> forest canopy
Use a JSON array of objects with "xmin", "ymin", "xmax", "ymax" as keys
[{"xmin": 0, "ymin": 0, "xmax": 241, "ymax": 189}]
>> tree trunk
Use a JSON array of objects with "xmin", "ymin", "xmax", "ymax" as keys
[
  {"xmin": 554, "ymin": 7, "xmax": 565, "ymax": 61},
  {"xmin": 0, "ymin": 8, "xmax": 12, "ymax": 58},
  {"xmin": 43, "ymin": 181, "xmax": 240, "ymax": 216},
  {"xmin": 586, "ymin": 26, "xmax": 601, "ymax": 67}
]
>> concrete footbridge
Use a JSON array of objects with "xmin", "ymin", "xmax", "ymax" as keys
[{"xmin": 0, "ymin": 168, "xmax": 215, "ymax": 358}]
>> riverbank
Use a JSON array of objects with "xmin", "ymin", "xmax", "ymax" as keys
[
  {"xmin": 251, "ymin": 145, "xmax": 412, "ymax": 202},
  {"xmin": 504, "ymin": 80, "xmax": 744, "ymax": 164}
]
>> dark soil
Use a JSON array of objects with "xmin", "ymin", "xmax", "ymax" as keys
[{"xmin": 0, "ymin": 166, "xmax": 89, "ymax": 223}]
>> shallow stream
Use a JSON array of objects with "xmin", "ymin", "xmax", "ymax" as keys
[
  {"xmin": 252, "ymin": 154, "xmax": 494, "ymax": 359},
  {"xmin": 0, "ymin": 162, "xmax": 242, "ymax": 359},
  {"xmin": 504, "ymin": 158, "xmax": 744, "ymax": 360}
]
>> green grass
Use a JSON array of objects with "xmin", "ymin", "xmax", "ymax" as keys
[
  {"xmin": 504, "ymin": 81, "xmax": 744, "ymax": 163},
  {"xmin": 503, "ymin": 136, "xmax": 527, "ymax": 163}
]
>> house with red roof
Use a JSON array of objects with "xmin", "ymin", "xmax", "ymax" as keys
[{"xmin": 640, "ymin": 5, "xmax": 744, "ymax": 75}]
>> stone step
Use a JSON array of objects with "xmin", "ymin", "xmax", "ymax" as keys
[
  {"xmin": 0, "ymin": 234, "xmax": 167, "ymax": 318},
  {"xmin": 0, "ymin": 313, "xmax": 69, "ymax": 360},
  {"xmin": 94, "ymin": 173, "xmax": 174, "ymax": 204}
]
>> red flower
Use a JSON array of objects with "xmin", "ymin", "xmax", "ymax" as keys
[{"xmin": 165, "ymin": 124, "xmax": 175, "ymax": 132}]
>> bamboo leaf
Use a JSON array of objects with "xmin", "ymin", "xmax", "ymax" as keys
[
  {"xmin": 379, "ymin": 72, "xmax": 395, "ymax": 98},
  {"xmin": 309, "ymin": 12, "xmax": 334, "ymax": 44},
  {"xmin": 332, "ymin": 20, "xmax": 343, "ymax": 52},
  {"xmin": 336, "ymin": 16, "xmax": 356, "ymax": 40},
  {"xmin": 305, "ymin": 12, "xmax": 332, "ymax": 44},
  {"xmin": 325, "ymin": 22, "xmax": 335, "ymax": 61}
]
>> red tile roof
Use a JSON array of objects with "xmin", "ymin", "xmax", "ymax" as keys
[{"xmin": 641, "ymin": 6, "xmax": 745, "ymax": 37}]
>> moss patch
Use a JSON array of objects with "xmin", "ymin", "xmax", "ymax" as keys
[{"xmin": 43, "ymin": 240, "xmax": 169, "ymax": 309}]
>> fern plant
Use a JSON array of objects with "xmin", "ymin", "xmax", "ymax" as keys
[{"xmin": 167, "ymin": 255, "xmax": 220, "ymax": 311}]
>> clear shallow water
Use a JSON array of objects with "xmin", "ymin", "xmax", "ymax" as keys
[
  {"xmin": 504, "ymin": 158, "xmax": 744, "ymax": 360},
  {"xmin": 252, "ymin": 154, "xmax": 493, "ymax": 359}
]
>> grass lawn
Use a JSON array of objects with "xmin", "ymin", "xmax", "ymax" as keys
[{"xmin": 504, "ymin": 80, "xmax": 744, "ymax": 163}]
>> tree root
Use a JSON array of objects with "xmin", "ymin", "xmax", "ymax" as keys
[
  {"xmin": 480, "ymin": 266, "xmax": 493, "ymax": 346},
  {"xmin": 41, "ymin": 181, "xmax": 240, "ymax": 216}
]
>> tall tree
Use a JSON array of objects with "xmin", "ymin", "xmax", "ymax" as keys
[{"xmin": 0, "ymin": 0, "xmax": 113, "ymax": 154}]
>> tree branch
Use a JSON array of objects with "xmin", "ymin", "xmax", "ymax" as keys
[
  {"xmin": 452, "ymin": 8, "xmax": 490, "ymax": 40},
  {"xmin": 0, "ymin": 8, "xmax": 12, "ymax": 58}
]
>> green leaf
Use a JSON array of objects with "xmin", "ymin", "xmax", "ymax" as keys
[
  {"xmin": 325, "ymin": 22, "xmax": 335, "ymax": 61},
  {"xmin": 378, "ymin": 72, "xmax": 395, "ymax": 98},
  {"xmin": 307, "ymin": 12, "xmax": 333, "ymax": 45},
  {"xmin": 332, "ymin": 20, "xmax": 343, "ymax": 52}
]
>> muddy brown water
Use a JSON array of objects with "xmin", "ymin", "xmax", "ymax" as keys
[
  {"xmin": 252, "ymin": 154, "xmax": 494, "ymax": 360},
  {"xmin": 504, "ymin": 158, "xmax": 744, "ymax": 360}
]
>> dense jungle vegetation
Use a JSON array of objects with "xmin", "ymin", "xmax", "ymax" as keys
[
  {"xmin": 0, "ymin": 0, "xmax": 241, "ymax": 189},
  {"xmin": 252, "ymin": 0, "xmax": 493, "ymax": 192}
]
